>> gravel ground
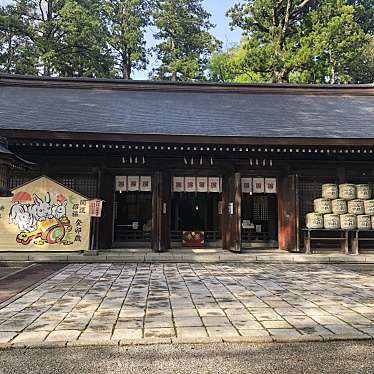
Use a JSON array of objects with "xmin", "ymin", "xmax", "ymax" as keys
[{"xmin": 1, "ymin": 341, "xmax": 374, "ymax": 374}]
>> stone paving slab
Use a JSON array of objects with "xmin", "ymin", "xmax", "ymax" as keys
[{"xmin": 0, "ymin": 262, "xmax": 374, "ymax": 348}]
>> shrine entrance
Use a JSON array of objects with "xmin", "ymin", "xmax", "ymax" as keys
[
  {"xmin": 113, "ymin": 175, "xmax": 152, "ymax": 248},
  {"xmin": 241, "ymin": 177, "xmax": 278, "ymax": 248},
  {"xmin": 171, "ymin": 176, "xmax": 222, "ymax": 248}
]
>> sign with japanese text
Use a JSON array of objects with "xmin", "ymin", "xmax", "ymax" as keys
[
  {"xmin": 89, "ymin": 199, "xmax": 103, "ymax": 217},
  {"xmin": 253, "ymin": 178, "xmax": 265, "ymax": 193},
  {"xmin": 265, "ymin": 178, "xmax": 277, "ymax": 193},
  {"xmin": 0, "ymin": 176, "xmax": 91, "ymax": 251}
]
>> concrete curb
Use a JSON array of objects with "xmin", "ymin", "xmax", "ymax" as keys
[{"xmin": 0, "ymin": 334, "xmax": 373, "ymax": 350}]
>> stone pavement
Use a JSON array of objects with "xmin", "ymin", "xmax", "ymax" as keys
[{"xmin": 1, "ymin": 263, "xmax": 374, "ymax": 346}]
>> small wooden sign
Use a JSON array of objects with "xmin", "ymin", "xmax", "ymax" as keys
[{"xmin": 89, "ymin": 199, "xmax": 103, "ymax": 217}]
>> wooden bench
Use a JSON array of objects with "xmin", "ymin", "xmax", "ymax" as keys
[
  {"xmin": 351, "ymin": 230, "xmax": 374, "ymax": 255},
  {"xmin": 302, "ymin": 229, "xmax": 349, "ymax": 255}
]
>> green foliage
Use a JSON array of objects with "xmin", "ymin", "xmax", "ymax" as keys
[
  {"xmin": 151, "ymin": 0, "xmax": 221, "ymax": 81},
  {"xmin": 103, "ymin": 0, "xmax": 153, "ymax": 79},
  {"xmin": 208, "ymin": 0, "xmax": 374, "ymax": 84}
]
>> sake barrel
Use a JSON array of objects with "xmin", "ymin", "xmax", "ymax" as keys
[
  {"xmin": 314, "ymin": 198, "xmax": 332, "ymax": 214},
  {"xmin": 322, "ymin": 184, "xmax": 339, "ymax": 199},
  {"xmin": 364, "ymin": 200, "xmax": 374, "ymax": 215},
  {"xmin": 339, "ymin": 184, "xmax": 356, "ymax": 200},
  {"xmin": 332, "ymin": 199, "xmax": 347, "ymax": 214},
  {"xmin": 356, "ymin": 184, "xmax": 371, "ymax": 200},
  {"xmin": 357, "ymin": 215, "xmax": 371, "ymax": 230},
  {"xmin": 347, "ymin": 199, "xmax": 365, "ymax": 215},
  {"xmin": 340, "ymin": 214, "xmax": 357, "ymax": 230},
  {"xmin": 371, "ymin": 216, "xmax": 374, "ymax": 229},
  {"xmin": 306, "ymin": 213, "xmax": 323, "ymax": 229},
  {"xmin": 323, "ymin": 214, "xmax": 340, "ymax": 229}
]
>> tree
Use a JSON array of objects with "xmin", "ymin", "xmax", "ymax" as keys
[
  {"xmin": 227, "ymin": 0, "xmax": 316, "ymax": 83},
  {"xmin": 152, "ymin": 0, "xmax": 221, "ymax": 81},
  {"xmin": 103, "ymin": 0, "xmax": 152, "ymax": 79},
  {"xmin": 0, "ymin": 4, "xmax": 38, "ymax": 74},
  {"xmin": 293, "ymin": 0, "xmax": 368, "ymax": 83},
  {"xmin": 0, "ymin": 0, "xmax": 113, "ymax": 77}
]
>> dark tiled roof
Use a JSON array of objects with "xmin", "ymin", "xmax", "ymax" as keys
[{"xmin": 1, "ymin": 79, "xmax": 374, "ymax": 139}]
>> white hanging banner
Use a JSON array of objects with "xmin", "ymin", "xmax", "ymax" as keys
[
  {"xmin": 253, "ymin": 177, "xmax": 265, "ymax": 193},
  {"xmin": 241, "ymin": 178, "xmax": 253, "ymax": 194},
  {"xmin": 127, "ymin": 176, "xmax": 140, "ymax": 191},
  {"xmin": 173, "ymin": 177, "xmax": 185, "ymax": 192},
  {"xmin": 140, "ymin": 176, "xmax": 152, "ymax": 192},
  {"xmin": 265, "ymin": 178, "xmax": 277, "ymax": 193},
  {"xmin": 208, "ymin": 177, "xmax": 220, "ymax": 193},
  {"xmin": 115, "ymin": 176, "xmax": 127, "ymax": 192},
  {"xmin": 185, "ymin": 177, "xmax": 196, "ymax": 192},
  {"xmin": 197, "ymin": 177, "xmax": 208, "ymax": 192}
]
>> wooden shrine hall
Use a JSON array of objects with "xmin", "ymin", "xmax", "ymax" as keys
[{"xmin": 1, "ymin": 74, "xmax": 374, "ymax": 253}]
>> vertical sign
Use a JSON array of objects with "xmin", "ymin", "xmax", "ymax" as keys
[
  {"xmin": 265, "ymin": 178, "xmax": 277, "ymax": 193},
  {"xmin": 140, "ymin": 176, "xmax": 152, "ymax": 192},
  {"xmin": 196, "ymin": 177, "xmax": 208, "ymax": 192},
  {"xmin": 253, "ymin": 177, "xmax": 265, "ymax": 193},
  {"xmin": 173, "ymin": 177, "xmax": 185, "ymax": 192},
  {"xmin": 127, "ymin": 176, "xmax": 140, "ymax": 191},
  {"xmin": 185, "ymin": 177, "xmax": 196, "ymax": 192},
  {"xmin": 115, "ymin": 176, "xmax": 127, "ymax": 192},
  {"xmin": 241, "ymin": 177, "xmax": 252, "ymax": 194}
]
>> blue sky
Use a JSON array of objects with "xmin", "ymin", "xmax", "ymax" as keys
[{"xmin": 0, "ymin": 0, "xmax": 243, "ymax": 79}]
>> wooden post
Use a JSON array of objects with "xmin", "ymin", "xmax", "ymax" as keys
[
  {"xmin": 222, "ymin": 172, "xmax": 241, "ymax": 252},
  {"xmin": 152, "ymin": 171, "xmax": 171, "ymax": 252},
  {"xmin": 278, "ymin": 175, "xmax": 298, "ymax": 251},
  {"xmin": 98, "ymin": 170, "xmax": 114, "ymax": 250}
]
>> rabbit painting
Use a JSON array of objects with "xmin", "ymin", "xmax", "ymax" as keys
[
  {"xmin": 8, "ymin": 203, "xmax": 36, "ymax": 232},
  {"xmin": 29, "ymin": 193, "xmax": 52, "ymax": 222},
  {"xmin": 52, "ymin": 200, "xmax": 68, "ymax": 219}
]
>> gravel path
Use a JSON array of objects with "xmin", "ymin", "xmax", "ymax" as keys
[{"xmin": 1, "ymin": 341, "xmax": 374, "ymax": 374}]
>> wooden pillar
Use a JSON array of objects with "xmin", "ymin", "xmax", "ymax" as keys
[
  {"xmin": 152, "ymin": 171, "xmax": 171, "ymax": 252},
  {"xmin": 278, "ymin": 174, "xmax": 299, "ymax": 251},
  {"xmin": 98, "ymin": 170, "xmax": 115, "ymax": 250},
  {"xmin": 222, "ymin": 172, "xmax": 241, "ymax": 252}
]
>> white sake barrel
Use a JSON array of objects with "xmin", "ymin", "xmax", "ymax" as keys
[
  {"xmin": 356, "ymin": 184, "xmax": 371, "ymax": 200},
  {"xmin": 332, "ymin": 199, "xmax": 347, "ymax": 214},
  {"xmin": 371, "ymin": 215, "xmax": 374, "ymax": 229},
  {"xmin": 357, "ymin": 215, "xmax": 371, "ymax": 230},
  {"xmin": 306, "ymin": 213, "xmax": 323, "ymax": 229},
  {"xmin": 365, "ymin": 200, "xmax": 374, "ymax": 215},
  {"xmin": 339, "ymin": 184, "xmax": 356, "ymax": 200},
  {"xmin": 322, "ymin": 184, "xmax": 338, "ymax": 199},
  {"xmin": 347, "ymin": 199, "xmax": 365, "ymax": 215},
  {"xmin": 340, "ymin": 214, "xmax": 357, "ymax": 230},
  {"xmin": 314, "ymin": 198, "xmax": 332, "ymax": 214},
  {"xmin": 323, "ymin": 214, "xmax": 340, "ymax": 229}
]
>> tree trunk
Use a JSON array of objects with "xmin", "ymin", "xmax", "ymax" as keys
[{"xmin": 171, "ymin": 37, "xmax": 177, "ymax": 81}]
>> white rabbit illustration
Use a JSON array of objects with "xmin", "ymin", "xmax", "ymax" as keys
[
  {"xmin": 52, "ymin": 200, "xmax": 67, "ymax": 219},
  {"xmin": 30, "ymin": 193, "xmax": 52, "ymax": 222},
  {"xmin": 9, "ymin": 203, "xmax": 36, "ymax": 232}
]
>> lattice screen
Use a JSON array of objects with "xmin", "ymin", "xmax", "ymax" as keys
[{"xmin": 9, "ymin": 174, "xmax": 97, "ymax": 198}]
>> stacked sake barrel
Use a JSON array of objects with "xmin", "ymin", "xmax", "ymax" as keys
[{"xmin": 306, "ymin": 183, "xmax": 374, "ymax": 230}]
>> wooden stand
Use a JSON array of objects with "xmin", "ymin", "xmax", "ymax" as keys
[
  {"xmin": 303, "ymin": 229, "xmax": 349, "ymax": 254},
  {"xmin": 351, "ymin": 230, "xmax": 374, "ymax": 255}
]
